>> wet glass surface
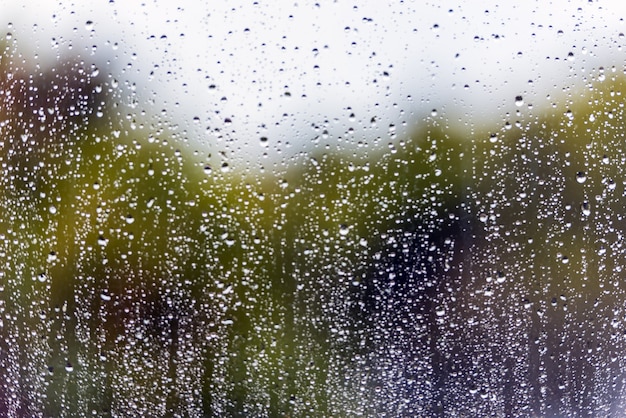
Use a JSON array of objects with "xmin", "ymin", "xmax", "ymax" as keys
[{"xmin": 2, "ymin": 2, "xmax": 626, "ymax": 416}]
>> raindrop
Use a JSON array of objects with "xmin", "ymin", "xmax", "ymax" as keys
[
  {"xmin": 97, "ymin": 235, "xmax": 108, "ymax": 246},
  {"xmin": 339, "ymin": 224, "xmax": 350, "ymax": 236},
  {"xmin": 576, "ymin": 171, "xmax": 587, "ymax": 184},
  {"xmin": 515, "ymin": 95, "xmax": 524, "ymax": 107},
  {"xmin": 581, "ymin": 201, "xmax": 591, "ymax": 216},
  {"xmin": 65, "ymin": 362, "xmax": 74, "ymax": 373}
]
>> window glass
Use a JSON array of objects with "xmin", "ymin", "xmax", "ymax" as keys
[{"xmin": 1, "ymin": 1, "xmax": 626, "ymax": 416}]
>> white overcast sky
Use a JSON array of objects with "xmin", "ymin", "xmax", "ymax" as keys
[{"xmin": 2, "ymin": 0, "xmax": 626, "ymax": 163}]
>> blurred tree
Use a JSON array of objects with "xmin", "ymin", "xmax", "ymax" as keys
[{"xmin": 2, "ymin": 40, "xmax": 626, "ymax": 417}]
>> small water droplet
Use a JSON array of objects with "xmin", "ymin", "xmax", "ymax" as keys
[
  {"xmin": 125, "ymin": 215, "xmax": 135, "ymax": 224},
  {"xmin": 97, "ymin": 235, "xmax": 108, "ymax": 246},
  {"xmin": 581, "ymin": 201, "xmax": 591, "ymax": 216},
  {"xmin": 515, "ymin": 95, "xmax": 524, "ymax": 107},
  {"xmin": 339, "ymin": 224, "xmax": 350, "ymax": 236},
  {"xmin": 576, "ymin": 171, "xmax": 587, "ymax": 184},
  {"xmin": 85, "ymin": 20, "xmax": 94, "ymax": 31}
]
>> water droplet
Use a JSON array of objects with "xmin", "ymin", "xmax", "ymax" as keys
[
  {"xmin": 37, "ymin": 273, "xmax": 47, "ymax": 283},
  {"xmin": 515, "ymin": 95, "xmax": 524, "ymax": 107},
  {"xmin": 85, "ymin": 20, "xmax": 94, "ymax": 31},
  {"xmin": 49, "ymin": 205, "xmax": 57, "ymax": 214},
  {"xmin": 97, "ymin": 235, "xmax": 108, "ymax": 246},
  {"xmin": 581, "ymin": 201, "xmax": 591, "ymax": 216},
  {"xmin": 576, "ymin": 171, "xmax": 586, "ymax": 184},
  {"xmin": 339, "ymin": 224, "xmax": 350, "ymax": 236},
  {"xmin": 125, "ymin": 215, "xmax": 135, "ymax": 224}
]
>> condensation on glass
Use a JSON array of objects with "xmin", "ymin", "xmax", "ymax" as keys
[{"xmin": 1, "ymin": 2, "xmax": 626, "ymax": 417}]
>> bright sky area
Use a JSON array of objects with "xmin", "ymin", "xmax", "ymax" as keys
[{"xmin": 2, "ymin": 1, "xmax": 626, "ymax": 164}]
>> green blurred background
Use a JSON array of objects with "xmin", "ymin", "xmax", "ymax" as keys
[{"xmin": 2, "ymin": 33, "xmax": 626, "ymax": 418}]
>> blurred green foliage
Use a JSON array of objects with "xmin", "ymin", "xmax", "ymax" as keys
[{"xmin": 2, "ymin": 42, "xmax": 626, "ymax": 417}]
